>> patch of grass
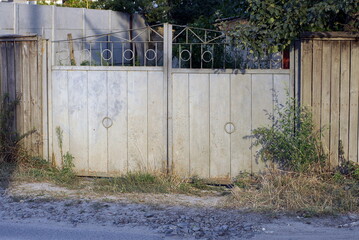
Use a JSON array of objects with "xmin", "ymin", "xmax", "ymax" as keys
[
  {"xmin": 13, "ymin": 127, "xmax": 77, "ymax": 186},
  {"xmin": 229, "ymin": 169, "xmax": 358, "ymax": 214},
  {"xmin": 92, "ymin": 172, "xmax": 227, "ymax": 195},
  {"xmin": 93, "ymin": 172, "xmax": 189, "ymax": 194}
]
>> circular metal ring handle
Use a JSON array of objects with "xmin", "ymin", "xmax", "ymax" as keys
[
  {"xmin": 224, "ymin": 122, "xmax": 235, "ymax": 134},
  {"xmin": 102, "ymin": 117, "xmax": 113, "ymax": 129}
]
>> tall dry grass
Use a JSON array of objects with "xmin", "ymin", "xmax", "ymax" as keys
[{"xmin": 229, "ymin": 169, "xmax": 358, "ymax": 214}]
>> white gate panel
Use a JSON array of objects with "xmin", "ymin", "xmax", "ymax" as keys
[
  {"xmin": 209, "ymin": 74, "xmax": 231, "ymax": 178},
  {"xmin": 189, "ymin": 73, "xmax": 210, "ymax": 178},
  {"xmin": 88, "ymin": 71, "xmax": 108, "ymax": 174},
  {"xmin": 51, "ymin": 67, "xmax": 166, "ymax": 176},
  {"xmin": 68, "ymin": 71, "xmax": 88, "ymax": 173},
  {"xmin": 230, "ymin": 74, "xmax": 252, "ymax": 175},
  {"xmin": 51, "ymin": 70, "xmax": 70, "ymax": 167},
  {"xmin": 108, "ymin": 71, "xmax": 128, "ymax": 174},
  {"xmin": 127, "ymin": 71, "xmax": 148, "ymax": 172},
  {"xmin": 148, "ymin": 71, "xmax": 166, "ymax": 172},
  {"xmin": 172, "ymin": 73, "xmax": 190, "ymax": 176}
]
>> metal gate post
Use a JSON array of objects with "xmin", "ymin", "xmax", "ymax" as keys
[{"xmin": 163, "ymin": 23, "xmax": 173, "ymax": 174}]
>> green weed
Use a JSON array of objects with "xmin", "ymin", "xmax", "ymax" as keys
[{"xmin": 252, "ymin": 94, "xmax": 327, "ymax": 172}]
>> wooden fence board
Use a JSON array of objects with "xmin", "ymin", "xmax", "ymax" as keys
[
  {"xmin": 14, "ymin": 42, "xmax": 23, "ymax": 135},
  {"xmin": 22, "ymin": 42, "xmax": 32, "ymax": 150},
  {"xmin": 107, "ymin": 71, "xmax": 128, "ymax": 174},
  {"xmin": 172, "ymin": 73, "xmax": 190, "ymax": 176},
  {"xmin": 329, "ymin": 41, "xmax": 341, "ymax": 166},
  {"xmin": 339, "ymin": 41, "xmax": 350, "ymax": 161},
  {"xmin": 209, "ymin": 74, "xmax": 230, "ymax": 178},
  {"xmin": 301, "ymin": 40, "xmax": 313, "ymax": 106},
  {"xmin": 350, "ymin": 41, "xmax": 359, "ymax": 163},
  {"xmin": 6, "ymin": 42, "xmax": 16, "ymax": 101},
  {"xmin": 312, "ymin": 40, "xmax": 323, "ymax": 131},
  {"xmin": 321, "ymin": 41, "xmax": 332, "ymax": 155},
  {"xmin": 189, "ymin": 73, "xmax": 210, "ymax": 178},
  {"xmin": 230, "ymin": 74, "xmax": 252, "ymax": 175},
  {"xmin": 0, "ymin": 42, "xmax": 8, "ymax": 95}
]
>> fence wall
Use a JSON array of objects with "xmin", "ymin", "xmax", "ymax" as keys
[
  {"xmin": 0, "ymin": 35, "xmax": 46, "ymax": 156},
  {"xmin": 300, "ymin": 33, "xmax": 359, "ymax": 166},
  {"xmin": 50, "ymin": 67, "xmax": 167, "ymax": 176},
  {"xmin": 0, "ymin": 3, "xmax": 145, "ymax": 41}
]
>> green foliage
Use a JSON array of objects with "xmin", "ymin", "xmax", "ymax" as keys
[
  {"xmin": 252, "ymin": 94, "xmax": 327, "ymax": 172},
  {"xmin": 38, "ymin": 0, "xmax": 101, "ymax": 9},
  {"xmin": 99, "ymin": 0, "xmax": 170, "ymax": 24},
  {"xmin": 228, "ymin": 0, "xmax": 359, "ymax": 54}
]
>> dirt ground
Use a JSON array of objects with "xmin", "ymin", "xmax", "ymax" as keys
[{"xmin": 1, "ymin": 181, "xmax": 358, "ymax": 240}]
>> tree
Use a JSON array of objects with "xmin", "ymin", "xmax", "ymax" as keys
[
  {"xmin": 99, "ymin": 0, "xmax": 170, "ymax": 24},
  {"xmin": 226, "ymin": 0, "xmax": 359, "ymax": 54}
]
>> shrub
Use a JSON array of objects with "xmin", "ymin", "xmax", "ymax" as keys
[
  {"xmin": 0, "ymin": 94, "xmax": 35, "ymax": 164},
  {"xmin": 252, "ymin": 94, "xmax": 327, "ymax": 172}
]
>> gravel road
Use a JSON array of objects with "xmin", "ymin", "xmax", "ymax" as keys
[{"xmin": 0, "ymin": 183, "xmax": 358, "ymax": 240}]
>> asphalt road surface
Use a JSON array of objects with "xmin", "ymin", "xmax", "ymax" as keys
[{"xmin": 0, "ymin": 221, "xmax": 170, "ymax": 240}]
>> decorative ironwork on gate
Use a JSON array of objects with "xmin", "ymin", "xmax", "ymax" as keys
[
  {"xmin": 53, "ymin": 23, "xmax": 285, "ymax": 69},
  {"xmin": 53, "ymin": 24, "xmax": 165, "ymax": 66},
  {"xmin": 172, "ymin": 25, "xmax": 284, "ymax": 69}
]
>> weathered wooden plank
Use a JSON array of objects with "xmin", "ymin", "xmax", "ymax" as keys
[
  {"xmin": 148, "ymin": 71, "xmax": 166, "ymax": 172},
  {"xmin": 127, "ymin": 71, "xmax": 148, "ymax": 172},
  {"xmin": 107, "ymin": 71, "xmax": 128, "ymax": 174},
  {"xmin": 22, "ymin": 42, "xmax": 32, "ymax": 150},
  {"xmin": 312, "ymin": 40, "xmax": 323, "ymax": 131},
  {"xmin": 6, "ymin": 41, "xmax": 16, "ymax": 134},
  {"xmin": 6, "ymin": 42, "xmax": 16, "ymax": 101},
  {"xmin": 321, "ymin": 41, "xmax": 332, "ymax": 155},
  {"xmin": 0, "ymin": 42, "xmax": 8, "ymax": 96},
  {"xmin": 350, "ymin": 41, "xmax": 359, "ymax": 163},
  {"xmin": 329, "ymin": 41, "xmax": 341, "ymax": 166},
  {"xmin": 41, "ymin": 39, "xmax": 49, "ymax": 160},
  {"xmin": 88, "ymin": 71, "xmax": 108, "ymax": 174},
  {"xmin": 230, "ymin": 74, "xmax": 252, "ymax": 175},
  {"xmin": 301, "ymin": 40, "xmax": 313, "ymax": 107},
  {"xmin": 29, "ymin": 41, "xmax": 41, "ymax": 155},
  {"xmin": 51, "ymin": 70, "xmax": 70, "ymax": 167},
  {"xmin": 189, "ymin": 73, "xmax": 210, "ymax": 178},
  {"xmin": 172, "ymin": 73, "xmax": 190, "ymax": 177},
  {"xmin": 14, "ymin": 42, "xmax": 23, "ymax": 136},
  {"xmin": 251, "ymin": 74, "xmax": 273, "ymax": 172},
  {"xmin": 37, "ymin": 39, "xmax": 44, "ymax": 157},
  {"xmin": 209, "ymin": 74, "xmax": 230, "ymax": 178},
  {"xmin": 340, "ymin": 41, "xmax": 350, "ymax": 162},
  {"xmin": 68, "ymin": 71, "xmax": 88, "ymax": 173}
]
